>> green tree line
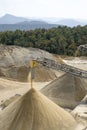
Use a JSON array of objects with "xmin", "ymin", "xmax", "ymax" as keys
[{"xmin": 0, "ymin": 25, "xmax": 87, "ymax": 56}]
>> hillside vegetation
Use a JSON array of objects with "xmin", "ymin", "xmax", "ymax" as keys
[
  {"xmin": 0, "ymin": 25, "xmax": 87, "ymax": 56},
  {"xmin": 0, "ymin": 22, "xmax": 58, "ymax": 31}
]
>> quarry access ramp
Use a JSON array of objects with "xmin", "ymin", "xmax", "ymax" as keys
[{"xmin": 37, "ymin": 58, "xmax": 87, "ymax": 79}]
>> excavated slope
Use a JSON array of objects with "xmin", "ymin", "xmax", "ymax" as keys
[
  {"xmin": 0, "ymin": 45, "xmax": 61, "ymax": 82},
  {"xmin": 41, "ymin": 73, "xmax": 86, "ymax": 109},
  {"xmin": 0, "ymin": 88, "xmax": 77, "ymax": 130}
]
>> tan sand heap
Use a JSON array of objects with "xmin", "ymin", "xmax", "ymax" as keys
[
  {"xmin": 0, "ymin": 88, "xmax": 77, "ymax": 130},
  {"xmin": 72, "ymin": 95, "xmax": 87, "ymax": 127},
  {"xmin": 0, "ymin": 45, "xmax": 57, "ymax": 82},
  {"xmin": 41, "ymin": 73, "xmax": 86, "ymax": 109}
]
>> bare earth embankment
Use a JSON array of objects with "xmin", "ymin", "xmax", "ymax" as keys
[{"xmin": 0, "ymin": 46, "xmax": 87, "ymax": 129}]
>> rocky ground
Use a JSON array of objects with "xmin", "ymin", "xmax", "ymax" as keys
[{"xmin": 0, "ymin": 45, "xmax": 87, "ymax": 129}]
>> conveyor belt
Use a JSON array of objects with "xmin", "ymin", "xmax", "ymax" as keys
[{"xmin": 37, "ymin": 58, "xmax": 87, "ymax": 78}]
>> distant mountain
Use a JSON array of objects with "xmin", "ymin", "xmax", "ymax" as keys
[
  {"xmin": 41, "ymin": 18, "xmax": 87, "ymax": 27},
  {"xmin": 17, "ymin": 20, "xmax": 47, "ymax": 25},
  {"xmin": 55, "ymin": 19, "xmax": 86, "ymax": 27},
  {"xmin": 0, "ymin": 14, "xmax": 29, "ymax": 24},
  {"xmin": 0, "ymin": 21, "xmax": 58, "ymax": 31},
  {"xmin": 41, "ymin": 17, "xmax": 63, "ymax": 24},
  {"xmin": 0, "ymin": 14, "xmax": 59, "ymax": 31},
  {"xmin": 0, "ymin": 14, "xmax": 87, "ymax": 31}
]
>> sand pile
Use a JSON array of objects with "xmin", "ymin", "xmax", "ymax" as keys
[
  {"xmin": 0, "ymin": 88, "xmax": 77, "ymax": 130},
  {"xmin": 0, "ymin": 45, "xmax": 59, "ymax": 82},
  {"xmin": 6, "ymin": 65, "xmax": 57, "ymax": 82},
  {"xmin": 0, "ymin": 94, "xmax": 21, "ymax": 110},
  {"xmin": 72, "ymin": 95, "xmax": 87, "ymax": 127},
  {"xmin": 41, "ymin": 73, "xmax": 86, "ymax": 109}
]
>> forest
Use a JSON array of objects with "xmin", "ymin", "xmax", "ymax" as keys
[{"xmin": 0, "ymin": 25, "xmax": 87, "ymax": 56}]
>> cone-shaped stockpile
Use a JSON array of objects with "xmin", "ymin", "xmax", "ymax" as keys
[
  {"xmin": 72, "ymin": 95, "xmax": 87, "ymax": 123},
  {"xmin": 41, "ymin": 74, "xmax": 86, "ymax": 109},
  {"xmin": 0, "ymin": 88, "xmax": 77, "ymax": 130}
]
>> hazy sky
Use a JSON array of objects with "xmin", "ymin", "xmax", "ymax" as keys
[{"xmin": 0, "ymin": 0, "xmax": 87, "ymax": 19}]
